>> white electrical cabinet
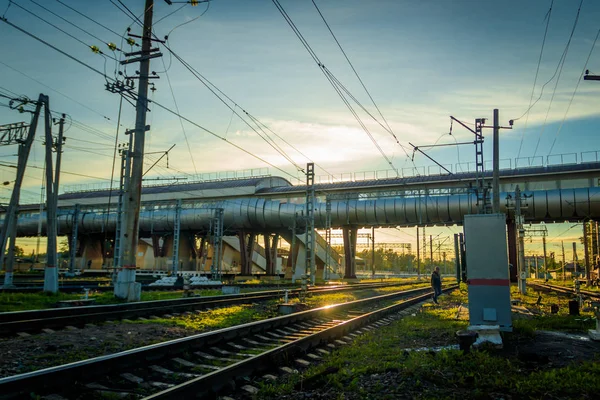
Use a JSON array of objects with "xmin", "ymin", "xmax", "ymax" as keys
[{"xmin": 464, "ymin": 214, "xmax": 512, "ymax": 331}]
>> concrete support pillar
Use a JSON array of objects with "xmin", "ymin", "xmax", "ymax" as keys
[
  {"xmin": 264, "ymin": 233, "xmax": 279, "ymax": 275},
  {"xmin": 343, "ymin": 225, "xmax": 358, "ymax": 279},
  {"xmin": 151, "ymin": 234, "xmax": 169, "ymax": 271},
  {"xmin": 239, "ymin": 231, "xmax": 256, "ymax": 276},
  {"xmin": 507, "ymin": 219, "xmax": 518, "ymax": 282},
  {"xmin": 77, "ymin": 234, "xmax": 104, "ymax": 270}
]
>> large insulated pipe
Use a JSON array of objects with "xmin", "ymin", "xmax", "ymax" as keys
[{"xmin": 12, "ymin": 187, "xmax": 600, "ymax": 236}]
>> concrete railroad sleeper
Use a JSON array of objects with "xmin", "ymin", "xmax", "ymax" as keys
[
  {"xmin": 529, "ymin": 282, "xmax": 600, "ymax": 299},
  {"xmin": 0, "ymin": 285, "xmax": 456, "ymax": 399},
  {"xmin": 0, "ymin": 282, "xmax": 412, "ymax": 336}
]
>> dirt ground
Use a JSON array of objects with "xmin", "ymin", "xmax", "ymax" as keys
[{"xmin": 0, "ymin": 323, "xmax": 193, "ymax": 378}]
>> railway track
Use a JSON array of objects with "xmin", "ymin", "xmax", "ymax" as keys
[
  {"xmin": 529, "ymin": 282, "xmax": 600, "ymax": 299},
  {"xmin": 0, "ymin": 282, "xmax": 419, "ymax": 336},
  {"xmin": 0, "ymin": 285, "xmax": 455, "ymax": 400},
  {"xmin": 2, "ymin": 282, "xmax": 290, "ymax": 293}
]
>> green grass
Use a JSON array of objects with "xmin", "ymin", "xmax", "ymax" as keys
[
  {"xmin": 0, "ymin": 290, "xmax": 213, "ymax": 312},
  {"xmin": 256, "ymin": 286, "xmax": 600, "ymax": 399},
  {"xmin": 510, "ymin": 284, "xmax": 596, "ymax": 334},
  {"xmin": 132, "ymin": 302, "xmax": 280, "ymax": 332}
]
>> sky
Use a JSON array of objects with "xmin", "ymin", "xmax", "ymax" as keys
[{"xmin": 0, "ymin": 0, "xmax": 599, "ymax": 258}]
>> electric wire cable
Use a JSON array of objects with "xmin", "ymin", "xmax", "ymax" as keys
[
  {"xmin": 311, "ymin": 0, "xmax": 414, "ymax": 165},
  {"xmin": 9, "ymin": 1, "xmax": 119, "ymax": 61},
  {"xmin": 0, "ymin": 17, "xmax": 301, "ymax": 181},
  {"xmin": 531, "ymin": 0, "xmax": 584, "ymax": 161},
  {"xmin": 26, "ymin": 0, "xmax": 123, "ymax": 53},
  {"xmin": 547, "ymin": 25, "xmax": 600, "ymax": 155},
  {"xmin": 160, "ymin": 56, "xmax": 198, "ymax": 176},
  {"xmin": 516, "ymin": 0, "xmax": 554, "ymax": 160},
  {"xmin": 271, "ymin": 0, "xmax": 399, "ymax": 175},
  {"xmin": 54, "ymin": 0, "xmax": 129, "ymax": 41}
]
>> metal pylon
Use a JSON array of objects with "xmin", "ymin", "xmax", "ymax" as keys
[
  {"xmin": 324, "ymin": 197, "xmax": 332, "ymax": 280},
  {"xmin": 113, "ymin": 140, "xmax": 131, "ymax": 275},
  {"xmin": 211, "ymin": 208, "xmax": 224, "ymax": 281},
  {"xmin": 305, "ymin": 163, "xmax": 316, "ymax": 285},
  {"xmin": 171, "ymin": 199, "xmax": 182, "ymax": 274},
  {"xmin": 474, "ymin": 118, "xmax": 489, "ymax": 213},
  {"xmin": 69, "ymin": 204, "xmax": 79, "ymax": 273}
]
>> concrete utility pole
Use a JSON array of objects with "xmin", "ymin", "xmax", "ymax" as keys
[
  {"xmin": 561, "ymin": 241, "xmax": 566, "ymax": 281},
  {"xmin": 305, "ymin": 162, "xmax": 316, "ymax": 285},
  {"xmin": 492, "ymin": 109, "xmax": 500, "ymax": 213},
  {"xmin": 416, "ymin": 226, "xmax": 420, "ymax": 279},
  {"xmin": 543, "ymin": 235, "xmax": 548, "ymax": 278},
  {"xmin": 584, "ymin": 221, "xmax": 591, "ymax": 283},
  {"xmin": 43, "ymin": 109, "xmax": 65, "ymax": 293},
  {"xmin": 1, "ymin": 100, "xmax": 43, "ymax": 288},
  {"xmin": 429, "ymin": 234, "xmax": 433, "ymax": 266},
  {"xmin": 515, "ymin": 186, "xmax": 527, "ymax": 294},
  {"xmin": 115, "ymin": 0, "xmax": 155, "ymax": 300},
  {"xmin": 371, "ymin": 226, "xmax": 375, "ymax": 277},
  {"xmin": 573, "ymin": 242, "xmax": 578, "ymax": 278}
]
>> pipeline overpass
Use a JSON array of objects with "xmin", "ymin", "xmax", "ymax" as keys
[{"xmin": 5, "ymin": 155, "xmax": 600, "ymax": 278}]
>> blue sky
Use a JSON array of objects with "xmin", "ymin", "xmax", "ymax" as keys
[{"xmin": 0, "ymin": 0, "xmax": 598, "ymax": 256}]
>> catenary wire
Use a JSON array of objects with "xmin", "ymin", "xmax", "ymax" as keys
[
  {"xmin": 531, "ymin": 0, "xmax": 584, "ymax": 161},
  {"xmin": 547, "ymin": 24, "xmax": 600, "ymax": 155},
  {"xmin": 516, "ymin": 0, "xmax": 554, "ymax": 160}
]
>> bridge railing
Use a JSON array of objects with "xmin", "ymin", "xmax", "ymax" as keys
[
  {"xmin": 315, "ymin": 151, "xmax": 599, "ymax": 184},
  {"xmin": 62, "ymin": 167, "xmax": 271, "ymax": 194}
]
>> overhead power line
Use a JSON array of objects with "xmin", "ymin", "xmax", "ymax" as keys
[
  {"xmin": 547, "ymin": 24, "xmax": 600, "ymax": 155},
  {"xmin": 516, "ymin": 0, "xmax": 554, "ymax": 160},
  {"xmin": 310, "ymin": 0, "xmax": 413, "ymax": 165},
  {"xmin": 271, "ymin": 0, "xmax": 398, "ymax": 175},
  {"xmin": 0, "ymin": 16, "xmax": 305, "ymax": 183},
  {"xmin": 532, "ymin": 0, "xmax": 584, "ymax": 161}
]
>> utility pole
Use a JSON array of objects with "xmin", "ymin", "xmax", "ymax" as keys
[
  {"xmin": 515, "ymin": 186, "xmax": 527, "ymax": 294},
  {"xmin": 584, "ymin": 221, "xmax": 591, "ymax": 284},
  {"xmin": 115, "ymin": 0, "xmax": 157, "ymax": 300},
  {"xmin": 561, "ymin": 241, "xmax": 566, "ymax": 281},
  {"xmin": 305, "ymin": 162, "xmax": 316, "ymax": 285},
  {"xmin": 1, "ymin": 99, "xmax": 43, "ymax": 288},
  {"xmin": 534, "ymin": 256, "xmax": 538, "ymax": 279},
  {"xmin": 416, "ymin": 226, "xmax": 420, "ymax": 279},
  {"xmin": 43, "ymin": 109, "xmax": 65, "ymax": 293},
  {"xmin": 492, "ymin": 109, "xmax": 500, "ymax": 213},
  {"xmin": 543, "ymin": 235, "xmax": 548, "ymax": 278},
  {"xmin": 324, "ymin": 198, "xmax": 331, "ymax": 280},
  {"xmin": 429, "ymin": 234, "xmax": 433, "ymax": 267},
  {"xmin": 573, "ymin": 242, "xmax": 578, "ymax": 279},
  {"xmin": 422, "ymin": 225, "xmax": 427, "ymax": 269},
  {"xmin": 371, "ymin": 226, "xmax": 375, "ymax": 277}
]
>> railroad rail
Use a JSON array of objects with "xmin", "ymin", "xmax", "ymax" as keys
[
  {"xmin": 529, "ymin": 282, "xmax": 600, "ymax": 299},
  {"xmin": 0, "ymin": 282, "xmax": 419, "ymax": 336},
  {"xmin": 0, "ymin": 285, "xmax": 455, "ymax": 399}
]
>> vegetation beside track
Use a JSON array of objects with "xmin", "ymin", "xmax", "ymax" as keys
[
  {"xmin": 257, "ymin": 284, "xmax": 600, "ymax": 400},
  {"xmin": 531, "ymin": 278, "xmax": 600, "ymax": 292},
  {"xmin": 0, "ymin": 290, "xmax": 223, "ymax": 312},
  {"xmin": 131, "ymin": 284, "xmax": 431, "ymax": 332},
  {"xmin": 512, "ymin": 284, "xmax": 595, "ymax": 334}
]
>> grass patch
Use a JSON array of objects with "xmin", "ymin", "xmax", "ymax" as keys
[
  {"xmin": 0, "ymin": 290, "xmax": 205, "ymax": 312},
  {"xmin": 510, "ymin": 284, "xmax": 595, "ymax": 334},
  {"xmin": 257, "ymin": 286, "xmax": 600, "ymax": 399},
  {"xmin": 133, "ymin": 302, "xmax": 279, "ymax": 332}
]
